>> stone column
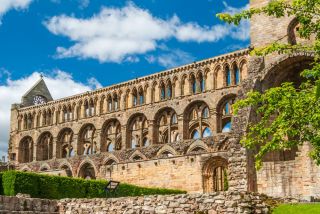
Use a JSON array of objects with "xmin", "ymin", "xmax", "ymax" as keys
[
  {"xmin": 73, "ymin": 134, "xmax": 78, "ymax": 156},
  {"xmin": 95, "ymin": 130, "xmax": 101, "ymax": 153},
  {"xmin": 121, "ymin": 125, "xmax": 128, "ymax": 149},
  {"xmin": 148, "ymin": 120, "xmax": 155, "ymax": 145},
  {"xmin": 52, "ymin": 137, "xmax": 57, "ymax": 159}
]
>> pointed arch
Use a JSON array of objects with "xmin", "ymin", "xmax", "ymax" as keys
[
  {"xmin": 157, "ymin": 145, "xmax": 178, "ymax": 158},
  {"xmin": 129, "ymin": 150, "xmax": 147, "ymax": 162}
]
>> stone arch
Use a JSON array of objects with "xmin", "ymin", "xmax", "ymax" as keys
[
  {"xmin": 18, "ymin": 136, "xmax": 33, "ymax": 163},
  {"xmin": 56, "ymin": 128, "xmax": 74, "ymax": 159},
  {"xmin": 77, "ymin": 123, "xmax": 96, "ymax": 155},
  {"xmin": 216, "ymin": 94, "xmax": 237, "ymax": 133},
  {"xmin": 101, "ymin": 118, "xmax": 122, "ymax": 152},
  {"xmin": 189, "ymin": 73, "xmax": 196, "ymax": 94},
  {"xmin": 36, "ymin": 131, "xmax": 53, "ymax": 161},
  {"xmin": 77, "ymin": 160, "xmax": 97, "ymax": 179},
  {"xmin": 156, "ymin": 145, "xmax": 178, "ymax": 158},
  {"xmin": 186, "ymin": 140, "xmax": 209, "ymax": 154},
  {"xmin": 223, "ymin": 63, "xmax": 232, "ymax": 87},
  {"xmin": 172, "ymin": 76, "xmax": 179, "ymax": 98},
  {"xmin": 127, "ymin": 113, "xmax": 148, "ymax": 149},
  {"xmin": 59, "ymin": 161, "xmax": 73, "ymax": 177},
  {"xmin": 183, "ymin": 100, "xmax": 213, "ymax": 140},
  {"xmin": 239, "ymin": 59, "xmax": 248, "ymax": 80},
  {"xmin": 180, "ymin": 74, "xmax": 188, "ymax": 96},
  {"xmin": 214, "ymin": 64, "xmax": 222, "ymax": 89},
  {"xmin": 129, "ymin": 150, "xmax": 147, "ymax": 162},
  {"xmin": 39, "ymin": 163, "xmax": 51, "ymax": 171},
  {"xmin": 103, "ymin": 154, "xmax": 120, "ymax": 165},
  {"xmin": 202, "ymin": 156, "xmax": 228, "ymax": 193},
  {"xmin": 259, "ymin": 54, "xmax": 313, "ymax": 91},
  {"xmin": 20, "ymin": 165, "xmax": 31, "ymax": 172},
  {"xmin": 154, "ymin": 107, "xmax": 180, "ymax": 144}
]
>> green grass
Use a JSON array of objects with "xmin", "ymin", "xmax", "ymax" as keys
[{"xmin": 273, "ymin": 204, "xmax": 320, "ymax": 214}]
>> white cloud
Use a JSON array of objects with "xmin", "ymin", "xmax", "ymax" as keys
[
  {"xmin": 0, "ymin": 69, "xmax": 101, "ymax": 160},
  {"xmin": 0, "ymin": 0, "xmax": 33, "ymax": 23},
  {"xmin": 222, "ymin": 2, "xmax": 249, "ymax": 15},
  {"xmin": 44, "ymin": 3, "xmax": 250, "ymax": 63},
  {"xmin": 146, "ymin": 49, "xmax": 195, "ymax": 69}
]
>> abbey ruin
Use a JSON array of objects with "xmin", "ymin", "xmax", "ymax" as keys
[{"xmin": 8, "ymin": 0, "xmax": 320, "ymax": 200}]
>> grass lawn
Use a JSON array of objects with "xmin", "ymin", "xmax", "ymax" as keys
[{"xmin": 273, "ymin": 204, "xmax": 320, "ymax": 214}]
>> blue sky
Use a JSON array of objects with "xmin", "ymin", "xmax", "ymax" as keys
[
  {"xmin": 0, "ymin": 0, "xmax": 249, "ymax": 158},
  {"xmin": 0, "ymin": 0, "xmax": 249, "ymax": 86}
]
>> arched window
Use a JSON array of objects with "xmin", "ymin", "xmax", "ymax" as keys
[
  {"xmin": 36, "ymin": 132, "xmax": 53, "ymax": 161},
  {"xmin": 185, "ymin": 102, "xmax": 212, "ymax": 140},
  {"xmin": 160, "ymin": 83, "xmax": 166, "ymax": 100},
  {"xmin": 27, "ymin": 114, "xmax": 33, "ymax": 129},
  {"xmin": 155, "ymin": 108, "xmax": 179, "ymax": 144},
  {"xmin": 202, "ymin": 127, "xmax": 212, "ymax": 138},
  {"xmin": 143, "ymin": 138, "xmax": 149, "ymax": 147},
  {"xmin": 102, "ymin": 119, "xmax": 122, "ymax": 152},
  {"xmin": 138, "ymin": 88, "xmax": 144, "ymax": 105},
  {"xmin": 18, "ymin": 136, "xmax": 33, "ymax": 163},
  {"xmin": 226, "ymin": 66, "xmax": 231, "ymax": 86},
  {"xmin": 78, "ymin": 124, "xmax": 96, "ymax": 155},
  {"xmin": 128, "ymin": 114, "xmax": 148, "ymax": 148},
  {"xmin": 57, "ymin": 128, "xmax": 74, "ymax": 158},
  {"xmin": 198, "ymin": 73, "xmax": 205, "ymax": 92},
  {"xmin": 132, "ymin": 89, "xmax": 138, "ymax": 107},
  {"xmin": 191, "ymin": 75, "xmax": 196, "ymax": 94},
  {"xmin": 107, "ymin": 143, "xmax": 114, "ymax": 152},
  {"xmin": 113, "ymin": 95, "xmax": 118, "ymax": 110},
  {"xmin": 171, "ymin": 114, "xmax": 178, "ymax": 124},
  {"xmin": 107, "ymin": 96, "xmax": 112, "ymax": 112},
  {"xmin": 220, "ymin": 98, "xmax": 235, "ymax": 133},
  {"xmin": 234, "ymin": 65, "xmax": 240, "ymax": 85},
  {"xmin": 202, "ymin": 107, "xmax": 209, "ymax": 119},
  {"xmin": 222, "ymin": 121, "xmax": 231, "ymax": 133},
  {"xmin": 167, "ymin": 81, "xmax": 172, "ymax": 99},
  {"xmin": 191, "ymin": 130, "xmax": 200, "ymax": 139}
]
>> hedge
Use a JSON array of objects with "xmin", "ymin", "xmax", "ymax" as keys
[{"xmin": 1, "ymin": 171, "xmax": 186, "ymax": 199}]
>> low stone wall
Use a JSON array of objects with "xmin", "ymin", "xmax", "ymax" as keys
[
  {"xmin": 58, "ymin": 191, "xmax": 272, "ymax": 214},
  {"xmin": 0, "ymin": 195, "xmax": 58, "ymax": 213}
]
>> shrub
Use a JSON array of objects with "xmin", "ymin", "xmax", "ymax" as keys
[{"xmin": 1, "ymin": 171, "xmax": 186, "ymax": 199}]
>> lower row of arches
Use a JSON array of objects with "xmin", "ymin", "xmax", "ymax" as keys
[{"xmin": 24, "ymin": 155, "xmax": 229, "ymax": 193}]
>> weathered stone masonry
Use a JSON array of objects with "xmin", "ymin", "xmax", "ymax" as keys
[{"xmin": 7, "ymin": 0, "xmax": 320, "ymax": 200}]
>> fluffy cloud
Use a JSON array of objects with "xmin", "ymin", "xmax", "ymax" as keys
[
  {"xmin": 44, "ymin": 3, "xmax": 250, "ymax": 63},
  {"xmin": 0, "ymin": 69, "xmax": 101, "ymax": 160},
  {"xmin": 0, "ymin": 0, "xmax": 32, "ymax": 23}
]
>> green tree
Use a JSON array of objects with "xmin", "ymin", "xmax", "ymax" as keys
[{"xmin": 217, "ymin": 0, "xmax": 320, "ymax": 169}]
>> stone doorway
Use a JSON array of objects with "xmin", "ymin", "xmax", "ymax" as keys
[
  {"xmin": 202, "ymin": 156, "xmax": 228, "ymax": 193},
  {"xmin": 78, "ymin": 162, "xmax": 96, "ymax": 180}
]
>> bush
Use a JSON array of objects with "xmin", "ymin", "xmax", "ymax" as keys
[{"xmin": 1, "ymin": 171, "xmax": 186, "ymax": 199}]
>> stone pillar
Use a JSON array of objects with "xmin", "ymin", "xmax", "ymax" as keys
[
  {"xmin": 73, "ymin": 134, "xmax": 78, "ymax": 156},
  {"xmin": 121, "ymin": 125, "xmax": 128, "ymax": 149},
  {"xmin": 148, "ymin": 120, "xmax": 155, "ymax": 145},
  {"xmin": 178, "ymin": 116, "xmax": 185, "ymax": 140},
  {"xmin": 52, "ymin": 137, "xmax": 57, "ymax": 158},
  {"xmin": 95, "ymin": 130, "xmax": 101, "ymax": 153}
]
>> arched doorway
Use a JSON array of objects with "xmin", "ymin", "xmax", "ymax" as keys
[
  {"xmin": 202, "ymin": 156, "xmax": 228, "ymax": 193},
  {"xmin": 78, "ymin": 162, "xmax": 96, "ymax": 180}
]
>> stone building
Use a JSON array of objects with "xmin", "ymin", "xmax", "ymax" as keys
[{"xmin": 8, "ymin": 0, "xmax": 320, "ymax": 200}]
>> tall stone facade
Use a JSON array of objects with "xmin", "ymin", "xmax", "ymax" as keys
[{"xmin": 7, "ymin": 0, "xmax": 320, "ymax": 200}]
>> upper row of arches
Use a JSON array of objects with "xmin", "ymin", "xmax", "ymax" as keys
[{"xmin": 18, "ymin": 60, "xmax": 247, "ymax": 131}]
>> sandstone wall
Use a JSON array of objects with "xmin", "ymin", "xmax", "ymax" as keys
[
  {"xmin": 58, "ymin": 192, "xmax": 272, "ymax": 214},
  {"xmin": 0, "ymin": 195, "xmax": 58, "ymax": 214}
]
